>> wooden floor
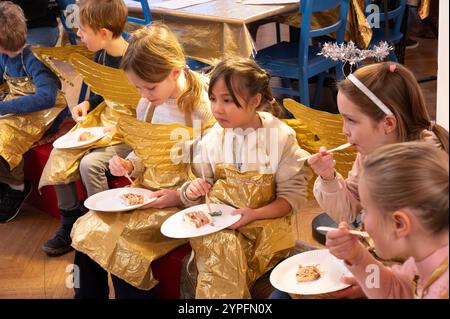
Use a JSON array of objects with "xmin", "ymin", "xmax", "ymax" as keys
[{"xmin": 0, "ymin": 23, "xmax": 438, "ymax": 299}]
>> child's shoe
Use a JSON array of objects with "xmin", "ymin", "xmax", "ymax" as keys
[
  {"xmin": 42, "ymin": 208, "xmax": 84, "ymax": 256},
  {"xmin": 0, "ymin": 181, "xmax": 32, "ymax": 223}
]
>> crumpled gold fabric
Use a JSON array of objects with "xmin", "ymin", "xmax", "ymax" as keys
[
  {"xmin": 71, "ymin": 118, "xmax": 194, "ymax": 290},
  {"xmin": 119, "ymin": 116, "xmax": 194, "ymax": 190},
  {"xmin": 38, "ymin": 54, "xmax": 139, "ymax": 188},
  {"xmin": 190, "ymin": 164, "xmax": 294, "ymax": 299},
  {"xmin": 278, "ymin": 0, "xmax": 372, "ymax": 48},
  {"xmin": 32, "ymin": 45, "xmax": 94, "ymax": 87},
  {"xmin": 282, "ymin": 99, "xmax": 357, "ymax": 198},
  {"xmin": 125, "ymin": 19, "xmax": 254, "ymax": 66},
  {"xmin": 0, "ymin": 73, "xmax": 66, "ymax": 170}
]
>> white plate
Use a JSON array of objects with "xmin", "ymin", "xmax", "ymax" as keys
[
  {"xmin": 270, "ymin": 249, "xmax": 353, "ymax": 295},
  {"xmin": 84, "ymin": 187, "xmax": 156, "ymax": 212},
  {"xmin": 161, "ymin": 204, "xmax": 241, "ymax": 239},
  {"xmin": 53, "ymin": 126, "xmax": 107, "ymax": 149}
]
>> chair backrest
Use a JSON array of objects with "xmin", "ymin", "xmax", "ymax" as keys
[
  {"xmin": 127, "ymin": 0, "xmax": 153, "ymax": 25},
  {"xmin": 283, "ymin": 98, "xmax": 357, "ymax": 198},
  {"xmin": 364, "ymin": 0, "xmax": 406, "ymax": 39},
  {"xmin": 57, "ymin": 0, "xmax": 78, "ymax": 45},
  {"xmin": 298, "ymin": 0, "xmax": 349, "ymax": 68},
  {"xmin": 124, "ymin": 0, "xmax": 153, "ymax": 39}
]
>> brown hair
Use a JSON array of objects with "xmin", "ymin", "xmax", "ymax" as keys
[
  {"xmin": 208, "ymin": 57, "xmax": 283, "ymax": 117},
  {"xmin": 78, "ymin": 0, "xmax": 127, "ymax": 38},
  {"xmin": 362, "ymin": 141, "xmax": 449, "ymax": 234},
  {"xmin": 0, "ymin": 1, "xmax": 27, "ymax": 52},
  {"xmin": 338, "ymin": 62, "xmax": 449, "ymax": 153},
  {"xmin": 121, "ymin": 23, "xmax": 207, "ymax": 114}
]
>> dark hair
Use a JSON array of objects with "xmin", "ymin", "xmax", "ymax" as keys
[
  {"xmin": 208, "ymin": 57, "xmax": 283, "ymax": 117},
  {"xmin": 338, "ymin": 62, "xmax": 448, "ymax": 153},
  {"xmin": 0, "ymin": 1, "xmax": 27, "ymax": 52},
  {"xmin": 363, "ymin": 141, "xmax": 449, "ymax": 234}
]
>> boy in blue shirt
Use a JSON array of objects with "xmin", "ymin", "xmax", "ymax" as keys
[{"xmin": 0, "ymin": 1, "xmax": 67, "ymax": 222}]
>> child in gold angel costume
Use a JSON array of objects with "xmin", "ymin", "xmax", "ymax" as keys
[
  {"xmin": 0, "ymin": 2, "xmax": 67, "ymax": 222},
  {"xmin": 70, "ymin": 24, "xmax": 215, "ymax": 298},
  {"xmin": 179, "ymin": 57, "xmax": 313, "ymax": 299},
  {"xmin": 39, "ymin": 0, "xmax": 135, "ymax": 256}
]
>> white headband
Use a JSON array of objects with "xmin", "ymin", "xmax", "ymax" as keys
[{"xmin": 348, "ymin": 74, "xmax": 393, "ymax": 116}]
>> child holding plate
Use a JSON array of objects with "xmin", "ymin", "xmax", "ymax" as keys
[
  {"xmin": 70, "ymin": 23, "xmax": 214, "ymax": 299},
  {"xmin": 180, "ymin": 57, "xmax": 312, "ymax": 298},
  {"xmin": 39, "ymin": 0, "xmax": 133, "ymax": 256},
  {"xmin": 327, "ymin": 142, "xmax": 448, "ymax": 299}
]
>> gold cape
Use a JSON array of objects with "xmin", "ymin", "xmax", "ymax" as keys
[
  {"xmin": 190, "ymin": 164, "xmax": 295, "ymax": 299},
  {"xmin": 0, "ymin": 68, "xmax": 66, "ymax": 170},
  {"xmin": 38, "ymin": 53, "xmax": 140, "ymax": 188},
  {"xmin": 71, "ymin": 116, "xmax": 194, "ymax": 290}
]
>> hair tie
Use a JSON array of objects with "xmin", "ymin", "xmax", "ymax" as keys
[
  {"xmin": 183, "ymin": 65, "xmax": 190, "ymax": 73},
  {"xmin": 389, "ymin": 64, "xmax": 396, "ymax": 73},
  {"xmin": 429, "ymin": 120, "xmax": 436, "ymax": 131}
]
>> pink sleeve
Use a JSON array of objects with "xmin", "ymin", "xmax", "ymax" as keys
[
  {"xmin": 313, "ymin": 153, "xmax": 364, "ymax": 224},
  {"xmin": 347, "ymin": 253, "xmax": 415, "ymax": 299}
]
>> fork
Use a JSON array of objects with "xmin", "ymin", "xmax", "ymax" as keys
[
  {"xmin": 113, "ymin": 152, "xmax": 134, "ymax": 186},
  {"xmin": 316, "ymin": 226, "xmax": 370, "ymax": 238},
  {"xmin": 297, "ymin": 142, "xmax": 353, "ymax": 162},
  {"xmin": 199, "ymin": 142, "xmax": 213, "ymax": 215}
]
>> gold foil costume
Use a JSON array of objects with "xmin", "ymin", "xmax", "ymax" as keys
[
  {"xmin": 38, "ymin": 53, "xmax": 140, "ymax": 188},
  {"xmin": 0, "ymin": 56, "xmax": 66, "ymax": 171},
  {"xmin": 187, "ymin": 113, "xmax": 310, "ymax": 299},
  {"xmin": 71, "ymin": 116, "xmax": 197, "ymax": 290},
  {"xmin": 190, "ymin": 164, "xmax": 295, "ymax": 298}
]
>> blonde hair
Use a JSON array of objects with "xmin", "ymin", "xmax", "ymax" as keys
[
  {"xmin": 78, "ymin": 0, "xmax": 127, "ymax": 38},
  {"xmin": 208, "ymin": 57, "xmax": 283, "ymax": 117},
  {"xmin": 362, "ymin": 142, "xmax": 449, "ymax": 234},
  {"xmin": 338, "ymin": 62, "xmax": 449, "ymax": 153},
  {"xmin": 0, "ymin": 1, "xmax": 27, "ymax": 52},
  {"xmin": 121, "ymin": 23, "xmax": 207, "ymax": 114}
]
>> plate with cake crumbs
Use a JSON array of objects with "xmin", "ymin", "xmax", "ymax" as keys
[
  {"xmin": 53, "ymin": 126, "xmax": 107, "ymax": 149},
  {"xmin": 161, "ymin": 204, "xmax": 241, "ymax": 238},
  {"xmin": 84, "ymin": 187, "xmax": 156, "ymax": 212},
  {"xmin": 270, "ymin": 249, "xmax": 353, "ymax": 295}
]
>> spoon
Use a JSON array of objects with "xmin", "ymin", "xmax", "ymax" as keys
[
  {"xmin": 316, "ymin": 226, "xmax": 370, "ymax": 238},
  {"xmin": 297, "ymin": 142, "xmax": 353, "ymax": 162}
]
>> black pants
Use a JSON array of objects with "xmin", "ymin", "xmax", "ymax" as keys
[{"xmin": 74, "ymin": 251, "xmax": 156, "ymax": 299}]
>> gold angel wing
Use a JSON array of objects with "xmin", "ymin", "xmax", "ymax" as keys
[
  {"xmin": 31, "ymin": 45, "xmax": 94, "ymax": 86},
  {"xmin": 69, "ymin": 53, "xmax": 141, "ymax": 107},
  {"xmin": 117, "ymin": 116, "xmax": 194, "ymax": 189},
  {"xmin": 283, "ymin": 98, "xmax": 357, "ymax": 197}
]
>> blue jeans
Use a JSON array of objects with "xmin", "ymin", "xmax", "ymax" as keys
[
  {"xmin": 268, "ymin": 289, "xmax": 292, "ymax": 299},
  {"xmin": 27, "ymin": 26, "xmax": 60, "ymax": 47}
]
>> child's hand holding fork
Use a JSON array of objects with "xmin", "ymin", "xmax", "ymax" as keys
[{"xmin": 109, "ymin": 155, "xmax": 134, "ymax": 178}]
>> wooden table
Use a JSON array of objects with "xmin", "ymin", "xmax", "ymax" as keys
[{"xmin": 125, "ymin": 0, "xmax": 298, "ymax": 64}]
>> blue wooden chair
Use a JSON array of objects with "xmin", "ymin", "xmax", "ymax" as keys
[
  {"xmin": 124, "ymin": 0, "xmax": 153, "ymax": 39},
  {"xmin": 365, "ymin": 0, "xmax": 406, "ymax": 62},
  {"xmin": 57, "ymin": 0, "xmax": 78, "ymax": 45},
  {"xmin": 124, "ymin": 1, "xmax": 209, "ymax": 71},
  {"xmin": 255, "ymin": 0, "xmax": 349, "ymax": 108}
]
